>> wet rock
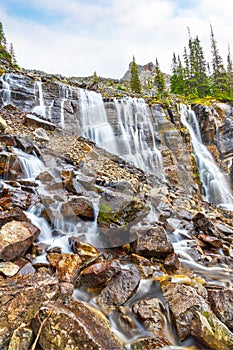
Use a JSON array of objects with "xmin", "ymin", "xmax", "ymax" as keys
[
  {"xmin": 177, "ymin": 210, "xmax": 193, "ymax": 221},
  {"xmin": 161, "ymin": 281, "xmax": 209, "ymax": 341},
  {"xmin": 0, "ymin": 271, "xmax": 59, "ymax": 349},
  {"xmin": 15, "ymin": 134, "xmax": 35, "ymax": 153},
  {"xmin": 131, "ymin": 225, "xmax": 174, "ymax": 259},
  {"xmin": 131, "ymin": 336, "xmax": 171, "ymax": 350},
  {"xmin": 0, "ymin": 151, "xmax": 16, "ymax": 177},
  {"xmin": 131, "ymin": 253, "xmax": 154, "ymax": 278},
  {"xmin": 25, "ymin": 114, "xmax": 56, "ymax": 130},
  {"xmin": 191, "ymin": 310, "xmax": 233, "ymax": 350},
  {"xmin": 58, "ymin": 282, "xmax": 74, "ymax": 303},
  {"xmin": 18, "ymin": 261, "xmax": 36, "ymax": 275},
  {"xmin": 78, "ymin": 259, "xmax": 121, "ymax": 288},
  {"xmin": 68, "ymin": 237, "xmax": 99, "ymax": 262},
  {"xmin": 0, "ymin": 220, "xmax": 40, "ymax": 261},
  {"xmin": 0, "ymin": 134, "xmax": 17, "ymax": 146},
  {"xmin": 8, "ymin": 324, "xmax": 34, "ymax": 350},
  {"xmin": 0, "ymin": 261, "xmax": 20, "ymax": 277},
  {"xmin": 96, "ymin": 264, "xmax": 140, "ymax": 310},
  {"xmin": 0, "ymin": 187, "xmax": 32, "ymax": 210},
  {"xmin": 0, "ymin": 116, "xmax": 7, "ymax": 131},
  {"xmin": 32, "ymin": 300, "xmax": 123, "ymax": 350},
  {"xmin": 192, "ymin": 212, "xmax": 217, "ymax": 236},
  {"xmin": 33, "ymin": 127, "xmax": 50, "ymax": 142},
  {"xmin": 61, "ymin": 196, "xmax": 95, "ymax": 221},
  {"xmin": 207, "ymin": 288, "xmax": 233, "ymax": 330},
  {"xmin": 164, "ymin": 253, "xmax": 180, "ymax": 272},
  {"xmin": 47, "ymin": 253, "xmax": 82, "ymax": 284},
  {"xmin": 215, "ymin": 222, "xmax": 233, "ymax": 236},
  {"xmin": 197, "ymin": 233, "xmax": 223, "ymax": 248},
  {"xmin": 132, "ymin": 298, "xmax": 175, "ymax": 345}
]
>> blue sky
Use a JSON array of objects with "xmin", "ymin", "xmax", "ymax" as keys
[{"xmin": 0, "ymin": 0, "xmax": 232, "ymax": 78}]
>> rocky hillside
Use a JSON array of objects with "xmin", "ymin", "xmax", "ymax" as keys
[{"xmin": 0, "ymin": 69, "xmax": 232, "ymax": 350}]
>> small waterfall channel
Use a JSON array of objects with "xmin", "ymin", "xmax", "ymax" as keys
[{"xmin": 180, "ymin": 104, "xmax": 233, "ymax": 209}]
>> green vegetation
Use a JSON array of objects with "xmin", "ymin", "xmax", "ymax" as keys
[
  {"xmin": 0, "ymin": 22, "xmax": 19, "ymax": 71},
  {"xmin": 154, "ymin": 58, "xmax": 166, "ymax": 97},
  {"xmin": 170, "ymin": 25, "xmax": 233, "ymax": 102},
  {"xmin": 130, "ymin": 56, "xmax": 142, "ymax": 94}
]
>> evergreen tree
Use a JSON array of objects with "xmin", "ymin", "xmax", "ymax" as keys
[
  {"xmin": 130, "ymin": 56, "xmax": 142, "ymax": 94},
  {"xmin": 0, "ymin": 22, "xmax": 7, "ymax": 48},
  {"xmin": 170, "ymin": 53, "xmax": 186, "ymax": 95},
  {"xmin": 9, "ymin": 43, "xmax": 17, "ymax": 65},
  {"xmin": 227, "ymin": 45, "xmax": 233, "ymax": 92},
  {"xmin": 210, "ymin": 24, "xmax": 228, "ymax": 92},
  {"xmin": 154, "ymin": 58, "xmax": 166, "ymax": 95}
]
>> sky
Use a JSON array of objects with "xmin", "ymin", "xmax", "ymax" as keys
[{"xmin": 0, "ymin": 0, "xmax": 233, "ymax": 79}]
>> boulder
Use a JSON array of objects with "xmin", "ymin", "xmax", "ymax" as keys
[
  {"xmin": 207, "ymin": 288, "xmax": 233, "ymax": 330},
  {"xmin": 132, "ymin": 298, "xmax": 175, "ymax": 345},
  {"xmin": 8, "ymin": 324, "xmax": 34, "ymax": 350},
  {"xmin": 0, "ymin": 271, "xmax": 59, "ymax": 349},
  {"xmin": 68, "ymin": 237, "xmax": 99, "ymax": 262},
  {"xmin": 0, "ymin": 134, "xmax": 17, "ymax": 146},
  {"xmin": 0, "ymin": 116, "xmax": 7, "ymax": 131},
  {"xmin": 191, "ymin": 311, "xmax": 233, "ymax": 350},
  {"xmin": 161, "ymin": 281, "xmax": 209, "ymax": 341},
  {"xmin": 78, "ymin": 259, "xmax": 121, "ymax": 289},
  {"xmin": 0, "ymin": 151, "xmax": 16, "ymax": 177},
  {"xmin": 47, "ymin": 253, "xmax": 82, "ymax": 284},
  {"xmin": 0, "ymin": 207, "xmax": 27, "ymax": 227},
  {"xmin": 0, "ymin": 261, "xmax": 19, "ymax": 277},
  {"xmin": 0, "ymin": 220, "xmax": 40, "ymax": 261},
  {"xmin": 15, "ymin": 134, "xmax": 35, "ymax": 153},
  {"xmin": 61, "ymin": 196, "xmax": 95, "ymax": 221},
  {"xmin": 25, "ymin": 114, "xmax": 56, "ymax": 130},
  {"xmin": 131, "ymin": 225, "xmax": 174, "ymax": 259},
  {"xmin": 130, "ymin": 337, "xmax": 171, "ymax": 350},
  {"xmin": 33, "ymin": 127, "xmax": 50, "ymax": 142},
  {"xmin": 32, "ymin": 300, "xmax": 123, "ymax": 350},
  {"xmin": 97, "ymin": 264, "xmax": 140, "ymax": 311}
]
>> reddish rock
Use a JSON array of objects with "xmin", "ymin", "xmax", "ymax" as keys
[
  {"xmin": 0, "ymin": 220, "xmax": 40, "ymax": 261},
  {"xmin": 68, "ymin": 237, "xmax": 99, "ymax": 262},
  {"xmin": 61, "ymin": 196, "xmax": 95, "ymax": 221},
  {"xmin": 208, "ymin": 288, "xmax": 233, "ymax": 330},
  {"xmin": 0, "ymin": 207, "xmax": 27, "ymax": 227},
  {"xmin": 79, "ymin": 259, "xmax": 121, "ymax": 288}
]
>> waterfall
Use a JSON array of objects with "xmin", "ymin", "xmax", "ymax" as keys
[
  {"xmin": 78, "ymin": 89, "xmax": 164, "ymax": 177},
  {"xmin": 113, "ymin": 97, "xmax": 164, "ymax": 176},
  {"xmin": 180, "ymin": 104, "xmax": 233, "ymax": 207},
  {"xmin": 0, "ymin": 73, "xmax": 11, "ymax": 105},
  {"xmin": 78, "ymin": 88, "xmax": 117, "ymax": 152},
  {"xmin": 13, "ymin": 148, "xmax": 45, "ymax": 179},
  {"xmin": 32, "ymin": 81, "xmax": 46, "ymax": 117}
]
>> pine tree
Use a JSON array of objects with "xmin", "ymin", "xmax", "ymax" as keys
[
  {"xmin": 210, "ymin": 24, "xmax": 228, "ymax": 92},
  {"xmin": 227, "ymin": 45, "xmax": 233, "ymax": 93},
  {"xmin": 170, "ymin": 53, "xmax": 186, "ymax": 95},
  {"xmin": 154, "ymin": 58, "xmax": 166, "ymax": 96},
  {"xmin": 9, "ymin": 43, "xmax": 17, "ymax": 65},
  {"xmin": 130, "ymin": 56, "xmax": 142, "ymax": 94},
  {"xmin": 0, "ymin": 22, "xmax": 7, "ymax": 48}
]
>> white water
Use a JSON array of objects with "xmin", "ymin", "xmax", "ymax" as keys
[
  {"xmin": 78, "ymin": 88, "xmax": 117, "ymax": 151},
  {"xmin": 13, "ymin": 148, "xmax": 45, "ymax": 179},
  {"xmin": 0, "ymin": 73, "xmax": 11, "ymax": 105},
  {"xmin": 78, "ymin": 89, "xmax": 165, "ymax": 177},
  {"xmin": 180, "ymin": 104, "xmax": 233, "ymax": 207},
  {"xmin": 32, "ymin": 81, "xmax": 46, "ymax": 117},
  {"xmin": 114, "ymin": 97, "xmax": 164, "ymax": 176}
]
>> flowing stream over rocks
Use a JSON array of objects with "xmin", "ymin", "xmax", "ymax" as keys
[{"xmin": 0, "ymin": 71, "xmax": 233, "ymax": 350}]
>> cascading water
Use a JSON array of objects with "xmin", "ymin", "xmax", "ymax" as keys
[
  {"xmin": 32, "ymin": 81, "xmax": 46, "ymax": 117},
  {"xmin": 113, "ymin": 97, "xmax": 164, "ymax": 176},
  {"xmin": 78, "ymin": 89, "xmax": 164, "ymax": 177},
  {"xmin": 0, "ymin": 73, "xmax": 11, "ymax": 105},
  {"xmin": 180, "ymin": 104, "xmax": 233, "ymax": 208},
  {"xmin": 78, "ymin": 88, "xmax": 117, "ymax": 152}
]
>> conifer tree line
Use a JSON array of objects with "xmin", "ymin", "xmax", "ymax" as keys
[
  {"xmin": 0, "ymin": 22, "xmax": 18, "ymax": 67},
  {"xmin": 170, "ymin": 25, "xmax": 233, "ymax": 100}
]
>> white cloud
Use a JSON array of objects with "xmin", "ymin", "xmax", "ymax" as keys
[{"xmin": 1, "ymin": 0, "xmax": 233, "ymax": 78}]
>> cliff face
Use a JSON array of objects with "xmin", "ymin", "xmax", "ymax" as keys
[{"xmin": 0, "ymin": 71, "xmax": 232, "ymax": 195}]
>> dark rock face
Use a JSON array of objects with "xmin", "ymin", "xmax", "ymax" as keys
[
  {"xmin": 131, "ymin": 225, "xmax": 174, "ymax": 259},
  {"xmin": 32, "ymin": 300, "xmax": 123, "ymax": 350},
  {"xmin": 96, "ymin": 264, "xmax": 140, "ymax": 310},
  {"xmin": 61, "ymin": 196, "xmax": 95, "ymax": 221},
  {"xmin": 0, "ymin": 271, "xmax": 59, "ymax": 349},
  {"xmin": 207, "ymin": 288, "xmax": 233, "ymax": 330}
]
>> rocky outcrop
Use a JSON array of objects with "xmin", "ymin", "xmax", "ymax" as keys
[{"xmin": 32, "ymin": 300, "xmax": 123, "ymax": 350}]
